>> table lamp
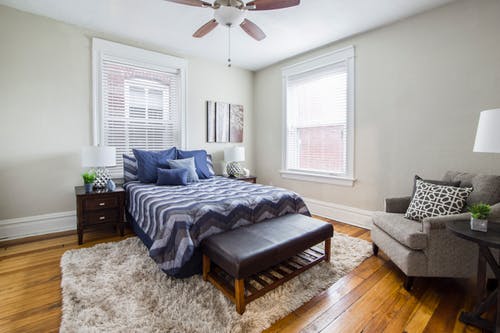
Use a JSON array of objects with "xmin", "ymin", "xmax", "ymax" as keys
[
  {"xmin": 81, "ymin": 146, "xmax": 116, "ymax": 188},
  {"xmin": 474, "ymin": 109, "xmax": 500, "ymax": 153},
  {"xmin": 224, "ymin": 146, "xmax": 245, "ymax": 177}
]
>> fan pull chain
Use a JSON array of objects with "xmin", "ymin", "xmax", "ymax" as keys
[{"xmin": 227, "ymin": 25, "xmax": 232, "ymax": 68}]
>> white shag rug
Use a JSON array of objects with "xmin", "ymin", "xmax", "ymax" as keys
[{"xmin": 60, "ymin": 233, "xmax": 372, "ymax": 333}]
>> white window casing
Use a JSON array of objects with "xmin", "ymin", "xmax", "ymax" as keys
[
  {"xmin": 92, "ymin": 38, "xmax": 187, "ymax": 176},
  {"xmin": 280, "ymin": 46, "xmax": 355, "ymax": 186}
]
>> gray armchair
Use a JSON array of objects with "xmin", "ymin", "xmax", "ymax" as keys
[{"xmin": 371, "ymin": 171, "xmax": 500, "ymax": 290}]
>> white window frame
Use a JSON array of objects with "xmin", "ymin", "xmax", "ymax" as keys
[
  {"xmin": 280, "ymin": 46, "xmax": 355, "ymax": 187},
  {"xmin": 92, "ymin": 38, "xmax": 188, "ymax": 149}
]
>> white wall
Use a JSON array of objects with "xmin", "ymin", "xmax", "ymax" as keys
[
  {"xmin": 254, "ymin": 0, "xmax": 500, "ymax": 212},
  {"xmin": 0, "ymin": 5, "xmax": 254, "ymax": 221}
]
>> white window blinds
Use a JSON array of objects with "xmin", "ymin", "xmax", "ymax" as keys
[
  {"xmin": 282, "ymin": 47, "xmax": 354, "ymax": 181},
  {"xmin": 93, "ymin": 39, "xmax": 186, "ymax": 177}
]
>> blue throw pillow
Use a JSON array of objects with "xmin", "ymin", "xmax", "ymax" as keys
[
  {"xmin": 133, "ymin": 147, "xmax": 177, "ymax": 183},
  {"xmin": 168, "ymin": 157, "xmax": 199, "ymax": 183},
  {"xmin": 156, "ymin": 168, "xmax": 188, "ymax": 186},
  {"xmin": 177, "ymin": 149, "xmax": 212, "ymax": 179}
]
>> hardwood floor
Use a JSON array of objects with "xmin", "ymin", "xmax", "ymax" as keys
[{"xmin": 0, "ymin": 219, "xmax": 483, "ymax": 333}]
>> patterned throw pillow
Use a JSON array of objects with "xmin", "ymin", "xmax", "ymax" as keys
[
  {"xmin": 123, "ymin": 154, "xmax": 138, "ymax": 183},
  {"xmin": 405, "ymin": 179, "xmax": 473, "ymax": 221},
  {"xmin": 206, "ymin": 154, "xmax": 215, "ymax": 177}
]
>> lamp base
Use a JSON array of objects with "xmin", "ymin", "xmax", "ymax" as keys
[
  {"xmin": 93, "ymin": 167, "xmax": 111, "ymax": 189},
  {"xmin": 226, "ymin": 162, "xmax": 245, "ymax": 177}
]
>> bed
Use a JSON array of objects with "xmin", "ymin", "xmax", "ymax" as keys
[{"xmin": 124, "ymin": 176, "xmax": 310, "ymax": 277}]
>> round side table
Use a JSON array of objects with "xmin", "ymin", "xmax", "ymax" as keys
[{"xmin": 447, "ymin": 220, "xmax": 500, "ymax": 333}]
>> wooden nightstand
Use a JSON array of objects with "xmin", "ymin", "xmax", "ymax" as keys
[
  {"xmin": 75, "ymin": 186, "xmax": 126, "ymax": 245},
  {"xmin": 226, "ymin": 175, "xmax": 257, "ymax": 184}
]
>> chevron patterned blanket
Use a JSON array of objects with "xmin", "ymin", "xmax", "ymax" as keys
[{"xmin": 125, "ymin": 176, "xmax": 310, "ymax": 276}]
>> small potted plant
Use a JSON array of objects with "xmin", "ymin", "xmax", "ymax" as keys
[
  {"xmin": 469, "ymin": 203, "xmax": 491, "ymax": 232},
  {"xmin": 82, "ymin": 171, "xmax": 96, "ymax": 193}
]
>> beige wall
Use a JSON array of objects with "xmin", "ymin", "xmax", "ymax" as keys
[
  {"xmin": 254, "ymin": 0, "xmax": 500, "ymax": 211},
  {"xmin": 2, "ymin": 0, "xmax": 500, "ymax": 222},
  {"xmin": 0, "ymin": 5, "xmax": 254, "ymax": 220}
]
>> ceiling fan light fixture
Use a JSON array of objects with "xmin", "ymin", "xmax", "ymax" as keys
[{"xmin": 214, "ymin": 6, "xmax": 245, "ymax": 26}]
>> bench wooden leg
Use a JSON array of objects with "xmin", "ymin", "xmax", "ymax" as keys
[
  {"xmin": 324, "ymin": 237, "xmax": 331, "ymax": 262},
  {"xmin": 235, "ymin": 278, "xmax": 245, "ymax": 314},
  {"xmin": 202, "ymin": 254, "xmax": 210, "ymax": 281}
]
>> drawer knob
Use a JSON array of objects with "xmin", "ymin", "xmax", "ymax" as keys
[
  {"xmin": 99, "ymin": 216, "xmax": 106, "ymax": 220},
  {"xmin": 99, "ymin": 202, "xmax": 105, "ymax": 206}
]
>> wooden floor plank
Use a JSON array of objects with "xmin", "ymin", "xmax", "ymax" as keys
[
  {"xmin": 404, "ymin": 284, "xmax": 443, "ymax": 333},
  {"xmin": 263, "ymin": 274, "xmax": 365, "ymax": 332},
  {"xmin": 318, "ymin": 268, "xmax": 404, "ymax": 332},
  {"xmin": 300, "ymin": 262, "xmax": 393, "ymax": 332},
  {"xmin": 0, "ymin": 218, "xmax": 482, "ymax": 333}
]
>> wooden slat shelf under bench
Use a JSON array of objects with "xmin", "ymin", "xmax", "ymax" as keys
[{"xmin": 203, "ymin": 243, "xmax": 330, "ymax": 312}]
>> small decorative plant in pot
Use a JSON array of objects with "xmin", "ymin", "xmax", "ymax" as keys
[
  {"xmin": 82, "ymin": 171, "xmax": 96, "ymax": 193},
  {"xmin": 469, "ymin": 203, "xmax": 491, "ymax": 232}
]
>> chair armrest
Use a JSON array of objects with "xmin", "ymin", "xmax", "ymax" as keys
[
  {"xmin": 422, "ymin": 213, "xmax": 471, "ymax": 232},
  {"xmin": 489, "ymin": 203, "xmax": 500, "ymax": 222},
  {"xmin": 385, "ymin": 196, "xmax": 412, "ymax": 213}
]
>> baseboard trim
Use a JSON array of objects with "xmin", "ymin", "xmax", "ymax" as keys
[
  {"xmin": 0, "ymin": 199, "xmax": 374, "ymax": 241},
  {"xmin": 304, "ymin": 197, "xmax": 374, "ymax": 230},
  {"xmin": 0, "ymin": 211, "xmax": 76, "ymax": 241}
]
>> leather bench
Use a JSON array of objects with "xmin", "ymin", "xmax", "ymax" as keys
[{"xmin": 201, "ymin": 214, "xmax": 334, "ymax": 314}]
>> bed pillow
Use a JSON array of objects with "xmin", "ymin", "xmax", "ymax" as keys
[
  {"xmin": 405, "ymin": 179, "xmax": 473, "ymax": 221},
  {"xmin": 177, "ymin": 149, "xmax": 212, "ymax": 179},
  {"xmin": 156, "ymin": 168, "xmax": 189, "ymax": 186},
  {"xmin": 206, "ymin": 154, "xmax": 216, "ymax": 177},
  {"xmin": 168, "ymin": 157, "xmax": 199, "ymax": 183},
  {"xmin": 123, "ymin": 154, "xmax": 138, "ymax": 183},
  {"xmin": 133, "ymin": 147, "xmax": 177, "ymax": 183}
]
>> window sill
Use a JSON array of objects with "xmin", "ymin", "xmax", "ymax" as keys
[{"xmin": 279, "ymin": 170, "xmax": 355, "ymax": 187}]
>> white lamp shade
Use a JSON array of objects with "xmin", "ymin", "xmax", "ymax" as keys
[
  {"xmin": 224, "ymin": 146, "xmax": 245, "ymax": 162},
  {"xmin": 474, "ymin": 109, "xmax": 500, "ymax": 153},
  {"xmin": 81, "ymin": 146, "xmax": 116, "ymax": 167}
]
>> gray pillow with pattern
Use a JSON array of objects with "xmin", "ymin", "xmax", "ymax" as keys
[{"xmin": 405, "ymin": 179, "xmax": 473, "ymax": 221}]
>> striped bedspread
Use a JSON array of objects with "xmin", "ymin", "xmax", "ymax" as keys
[{"xmin": 125, "ymin": 176, "xmax": 310, "ymax": 276}]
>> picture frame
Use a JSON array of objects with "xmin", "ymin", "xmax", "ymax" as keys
[{"xmin": 207, "ymin": 101, "xmax": 243, "ymax": 143}]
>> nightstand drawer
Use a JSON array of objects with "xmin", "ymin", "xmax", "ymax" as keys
[
  {"xmin": 86, "ymin": 210, "xmax": 119, "ymax": 225},
  {"xmin": 85, "ymin": 196, "xmax": 119, "ymax": 210}
]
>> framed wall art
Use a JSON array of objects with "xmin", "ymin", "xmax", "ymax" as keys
[{"xmin": 207, "ymin": 101, "xmax": 243, "ymax": 143}]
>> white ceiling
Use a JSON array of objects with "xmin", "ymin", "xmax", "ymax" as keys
[{"xmin": 0, "ymin": 0, "xmax": 454, "ymax": 70}]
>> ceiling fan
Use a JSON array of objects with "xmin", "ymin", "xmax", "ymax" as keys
[{"xmin": 165, "ymin": 0, "xmax": 301, "ymax": 66}]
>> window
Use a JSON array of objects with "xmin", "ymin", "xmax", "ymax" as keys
[
  {"xmin": 92, "ymin": 38, "xmax": 187, "ymax": 176},
  {"xmin": 281, "ymin": 46, "xmax": 355, "ymax": 186}
]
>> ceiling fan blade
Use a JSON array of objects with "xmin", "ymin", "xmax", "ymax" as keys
[
  {"xmin": 240, "ymin": 18, "xmax": 266, "ymax": 41},
  {"xmin": 246, "ymin": 0, "xmax": 299, "ymax": 10},
  {"xmin": 193, "ymin": 19, "xmax": 219, "ymax": 38},
  {"xmin": 164, "ymin": 0, "xmax": 212, "ymax": 8}
]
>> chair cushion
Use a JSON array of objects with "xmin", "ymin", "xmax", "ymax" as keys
[
  {"xmin": 372, "ymin": 212, "xmax": 427, "ymax": 250},
  {"xmin": 443, "ymin": 171, "xmax": 500, "ymax": 207}
]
